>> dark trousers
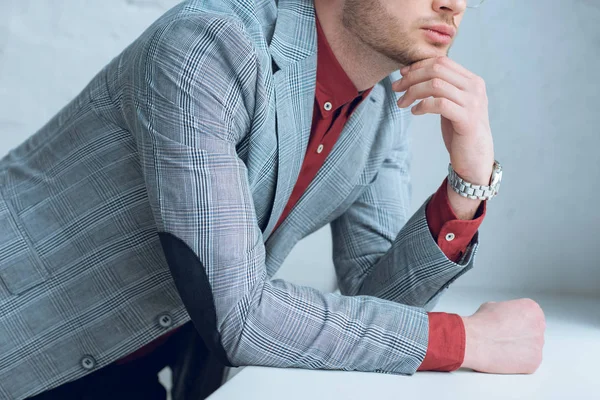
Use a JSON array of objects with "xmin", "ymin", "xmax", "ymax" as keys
[{"xmin": 29, "ymin": 322, "xmax": 225, "ymax": 400}]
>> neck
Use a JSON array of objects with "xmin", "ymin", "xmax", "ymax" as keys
[{"xmin": 314, "ymin": 0, "xmax": 401, "ymax": 92}]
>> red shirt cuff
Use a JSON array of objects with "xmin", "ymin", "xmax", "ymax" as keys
[
  {"xmin": 418, "ymin": 312, "xmax": 466, "ymax": 372},
  {"xmin": 426, "ymin": 178, "xmax": 486, "ymax": 262}
]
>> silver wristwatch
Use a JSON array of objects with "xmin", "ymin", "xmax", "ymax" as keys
[{"xmin": 448, "ymin": 160, "xmax": 503, "ymax": 201}]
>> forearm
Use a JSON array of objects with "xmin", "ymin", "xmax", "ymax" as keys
[
  {"xmin": 223, "ymin": 278, "xmax": 430, "ymax": 374},
  {"xmin": 354, "ymin": 199, "xmax": 478, "ymax": 308}
]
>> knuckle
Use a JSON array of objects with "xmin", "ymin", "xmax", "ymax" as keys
[
  {"xmin": 522, "ymin": 298, "xmax": 538, "ymax": 308},
  {"xmin": 434, "ymin": 97, "xmax": 446, "ymax": 109},
  {"xmin": 431, "ymin": 62, "xmax": 444, "ymax": 74},
  {"xmin": 535, "ymin": 352, "xmax": 543, "ymax": 365},
  {"xmin": 440, "ymin": 98, "xmax": 452, "ymax": 112},
  {"xmin": 410, "ymin": 62, "xmax": 422, "ymax": 71},
  {"xmin": 539, "ymin": 340, "xmax": 545, "ymax": 352},
  {"xmin": 431, "ymin": 78, "xmax": 444, "ymax": 89},
  {"xmin": 474, "ymin": 76, "xmax": 487, "ymax": 92},
  {"xmin": 533, "ymin": 322, "xmax": 545, "ymax": 334},
  {"xmin": 537, "ymin": 316, "xmax": 546, "ymax": 331}
]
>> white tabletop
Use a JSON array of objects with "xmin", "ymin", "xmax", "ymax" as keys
[{"xmin": 209, "ymin": 289, "xmax": 600, "ymax": 400}]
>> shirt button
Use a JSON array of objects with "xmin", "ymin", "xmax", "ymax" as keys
[
  {"xmin": 445, "ymin": 233, "xmax": 456, "ymax": 242},
  {"xmin": 316, "ymin": 144, "xmax": 324, "ymax": 154},
  {"xmin": 81, "ymin": 355, "xmax": 97, "ymax": 370},
  {"xmin": 324, "ymin": 101, "xmax": 333, "ymax": 111},
  {"xmin": 158, "ymin": 313, "xmax": 173, "ymax": 329}
]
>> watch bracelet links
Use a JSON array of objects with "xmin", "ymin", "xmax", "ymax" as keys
[{"xmin": 448, "ymin": 166, "xmax": 497, "ymax": 201}]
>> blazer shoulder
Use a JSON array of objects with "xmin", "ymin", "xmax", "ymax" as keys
[
  {"xmin": 147, "ymin": 0, "xmax": 272, "ymax": 48},
  {"xmin": 149, "ymin": 8, "xmax": 253, "ymax": 49}
]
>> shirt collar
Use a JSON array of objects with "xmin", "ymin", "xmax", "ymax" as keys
[{"xmin": 315, "ymin": 14, "xmax": 369, "ymax": 117}]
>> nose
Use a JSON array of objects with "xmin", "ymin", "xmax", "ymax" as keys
[{"xmin": 432, "ymin": 0, "xmax": 467, "ymax": 16}]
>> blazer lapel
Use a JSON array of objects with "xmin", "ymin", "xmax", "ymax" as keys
[
  {"xmin": 262, "ymin": 0, "xmax": 317, "ymax": 241},
  {"xmin": 265, "ymin": 85, "xmax": 387, "ymax": 263}
]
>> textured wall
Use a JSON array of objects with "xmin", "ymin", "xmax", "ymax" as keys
[
  {"xmin": 1, "ymin": 0, "xmax": 598, "ymax": 296},
  {"xmin": 0, "ymin": 0, "xmax": 177, "ymax": 148}
]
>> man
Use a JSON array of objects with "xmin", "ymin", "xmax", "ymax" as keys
[{"xmin": 0, "ymin": 0, "xmax": 546, "ymax": 399}]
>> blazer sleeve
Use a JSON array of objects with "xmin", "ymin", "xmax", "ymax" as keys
[
  {"xmin": 130, "ymin": 15, "xmax": 431, "ymax": 375},
  {"xmin": 330, "ymin": 101, "xmax": 479, "ymax": 309}
]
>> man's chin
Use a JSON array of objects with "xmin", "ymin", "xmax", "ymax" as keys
[
  {"xmin": 375, "ymin": 42, "xmax": 449, "ymax": 68},
  {"xmin": 404, "ymin": 46, "xmax": 449, "ymax": 65}
]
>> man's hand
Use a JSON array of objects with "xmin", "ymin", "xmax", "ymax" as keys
[
  {"xmin": 461, "ymin": 299, "xmax": 546, "ymax": 374},
  {"xmin": 392, "ymin": 56, "xmax": 495, "ymax": 220}
]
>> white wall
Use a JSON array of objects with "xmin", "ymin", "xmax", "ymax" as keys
[
  {"xmin": 1, "ymin": 0, "xmax": 598, "ymax": 297},
  {"xmin": 410, "ymin": 0, "xmax": 600, "ymax": 296}
]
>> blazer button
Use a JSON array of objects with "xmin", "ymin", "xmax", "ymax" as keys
[
  {"xmin": 81, "ymin": 355, "xmax": 97, "ymax": 370},
  {"xmin": 158, "ymin": 313, "xmax": 173, "ymax": 329}
]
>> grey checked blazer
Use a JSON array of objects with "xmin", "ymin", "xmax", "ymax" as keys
[{"xmin": 0, "ymin": 0, "xmax": 479, "ymax": 398}]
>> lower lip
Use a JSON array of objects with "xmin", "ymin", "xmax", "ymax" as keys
[{"xmin": 422, "ymin": 29, "xmax": 453, "ymax": 45}]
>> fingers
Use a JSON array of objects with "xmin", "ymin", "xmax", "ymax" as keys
[
  {"xmin": 393, "ymin": 57, "xmax": 473, "ymax": 112},
  {"xmin": 393, "ymin": 60, "xmax": 469, "ymax": 92},
  {"xmin": 397, "ymin": 77, "xmax": 465, "ymax": 108},
  {"xmin": 400, "ymin": 56, "xmax": 475, "ymax": 79},
  {"xmin": 411, "ymin": 97, "xmax": 466, "ymax": 123}
]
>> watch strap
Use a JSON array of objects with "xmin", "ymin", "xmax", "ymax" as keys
[{"xmin": 447, "ymin": 163, "xmax": 500, "ymax": 201}]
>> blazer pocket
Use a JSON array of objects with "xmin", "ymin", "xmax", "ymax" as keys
[{"xmin": 0, "ymin": 194, "xmax": 48, "ymax": 295}]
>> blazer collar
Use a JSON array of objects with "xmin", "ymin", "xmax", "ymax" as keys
[
  {"xmin": 262, "ymin": 0, "xmax": 319, "ymax": 240},
  {"xmin": 269, "ymin": 0, "xmax": 318, "ymax": 70}
]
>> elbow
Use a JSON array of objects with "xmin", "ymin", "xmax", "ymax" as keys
[
  {"xmin": 158, "ymin": 231, "xmax": 267, "ymax": 367},
  {"xmin": 157, "ymin": 231, "xmax": 239, "ymax": 367},
  {"xmin": 216, "ymin": 283, "xmax": 268, "ymax": 367}
]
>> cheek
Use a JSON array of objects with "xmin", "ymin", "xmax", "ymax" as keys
[{"xmin": 379, "ymin": 0, "xmax": 414, "ymax": 25}]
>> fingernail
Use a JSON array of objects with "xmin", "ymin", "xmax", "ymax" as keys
[
  {"xmin": 397, "ymin": 94, "xmax": 405, "ymax": 106},
  {"xmin": 401, "ymin": 66, "xmax": 409, "ymax": 75}
]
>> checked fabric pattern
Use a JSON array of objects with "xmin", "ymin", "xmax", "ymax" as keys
[{"xmin": 0, "ymin": 1, "xmax": 479, "ymax": 398}]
